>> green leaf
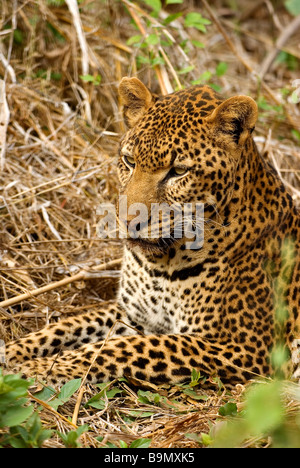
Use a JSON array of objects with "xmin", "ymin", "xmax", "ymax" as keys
[
  {"xmin": 201, "ymin": 433, "xmax": 213, "ymax": 446},
  {"xmin": 291, "ymin": 91, "xmax": 300, "ymax": 104},
  {"xmin": 166, "ymin": 0, "xmax": 183, "ymax": 3},
  {"xmin": 34, "ymin": 385, "xmax": 56, "ymax": 402},
  {"xmin": 145, "ymin": 33, "xmax": 160, "ymax": 46},
  {"xmin": 216, "ymin": 61, "xmax": 228, "ymax": 77},
  {"xmin": 9, "ymin": 413, "xmax": 53, "ymax": 448},
  {"xmin": 58, "ymin": 378, "xmax": 81, "ymax": 401},
  {"xmin": 275, "ymin": 51, "xmax": 298, "ymax": 71},
  {"xmin": 191, "ymin": 70, "xmax": 212, "ymax": 85},
  {"xmin": 0, "ymin": 372, "xmax": 32, "ymax": 398},
  {"xmin": 209, "ymin": 83, "xmax": 222, "ymax": 92},
  {"xmin": 219, "ymin": 402, "xmax": 238, "ymax": 417},
  {"xmin": 128, "ymin": 410, "xmax": 155, "ymax": 418},
  {"xmin": 142, "ymin": 0, "xmax": 162, "ymax": 14},
  {"xmin": 186, "ymin": 431, "xmax": 212, "ymax": 446},
  {"xmin": 80, "ymin": 74, "xmax": 101, "ymax": 85},
  {"xmin": 85, "ymin": 383, "xmax": 123, "ymax": 409},
  {"xmin": 191, "ymin": 368, "xmax": 201, "ymax": 384},
  {"xmin": 191, "ymin": 40, "xmax": 205, "ymax": 48},
  {"xmin": 48, "ymin": 378, "xmax": 81, "ymax": 410},
  {"xmin": 137, "ymin": 390, "xmax": 163, "ymax": 405},
  {"xmin": 130, "ymin": 438, "xmax": 152, "ymax": 448},
  {"xmin": 177, "ymin": 65, "xmax": 195, "ymax": 75},
  {"xmin": 126, "ymin": 34, "xmax": 142, "ymax": 46},
  {"xmin": 245, "ymin": 381, "xmax": 284, "ymax": 434},
  {"xmin": 182, "ymin": 388, "xmax": 208, "ymax": 400},
  {"xmin": 13, "ymin": 29, "xmax": 24, "ymax": 44},
  {"xmin": 150, "ymin": 56, "xmax": 165, "ymax": 67},
  {"xmin": 1, "ymin": 404, "xmax": 34, "ymax": 427},
  {"xmin": 163, "ymin": 12, "xmax": 183, "ymax": 25},
  {"xmin": 58, "ymin": 424, "xmax": 89, "ymax": 448},
  {"xmin": 285, "ymin": 0, "xmax": 300, "ymax": 16},
  {"xmin": 137, "ymin": 55, "xmax": 150, "ymax": 65},
  {"xmin": 271, "ymin": 344, "xmax": 290, "ymax": 371},
  {"xmin": 80, "ymin": 74, "xmax": 94, "ymax": 82},
  {"xmin": 184, "ymin": 12, "xmax": 211, "ymax": 32},
  {"xmin": 291, "ymin": 129, "xmax": 300, "ymax": 141}
]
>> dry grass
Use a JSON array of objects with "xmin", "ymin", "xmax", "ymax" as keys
[{"xmin": 0, "ymin": 0, "xmax": 300, "ymax": 448}]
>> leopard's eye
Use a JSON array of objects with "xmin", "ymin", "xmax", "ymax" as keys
[
  {"xmin": 123, "ymin": 154, "xmax": 135, "ymax": 169},
  {"xmin": 167, "ymin": 166, "xmax": 189, "ymax": 179},
  {"xmin": 165, "ymin": 166, "xmax": 189, "ymax": 182},
  {"xmin": 173, "ymin": 167, "xmax": 187, "ymax": 176}
]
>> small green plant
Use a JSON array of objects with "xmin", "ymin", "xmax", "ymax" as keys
[
  {"xmin": 291, "ymin": 129, "xmax": 300, "ymax": 142},
  {"xmin": 35, "ymin": 377, "xmax": 82, "ymax": 410},
  {"xmin": 176, "ymin": 368, "xmax": 209, "ymax": 400},
  {"xmin": 218, "ymin": 401, "xmax": 238, "ymax": 417},
  {"xmin": 85, "ymin": 381, "xmax": 124, "ymax": 410},
  {"xmin": 0, "ymin": 370, "xmax": 34, "ymax": 428},
  {"xmin": 120, "ymin": 438, "xmax": 152, "ymax": 448},
  {"xmin": 124, "ymin": 0, "xmax": 215, "ymax": 88},
  {"xmin": 34, "ymin": 69, "xmax": 62, "ymax": 81},
  {"xmin": 276, "ymin": 51, "xmax": 299, "ymax": 72},
  {"xmin": 184, "ymin": 12, "xmax": 211, "ymax": 33},
  {"xmin": 185, "ymin": 431, "xmax": 213, "ymax": 447},
  {"xmin": 58, "ymin": 424, "xmax": 89, "ymax": 448},
  {"xmin": 210, "ymin": 380, "xmax": 300, "ymax": 448},
  {"xmin": 6, "ymin": 413, "xmax": 53, "ymax": 448},
  {"xmin": 0, "ymin": 370, "xmax": 52, "ymax": 448},
  {"xmin": 137, "ymin": 389, "xmax": 166, "ymax": 406},
  {"xmin": 97, "ymin": 436, "xmax": 151, "ymax": 448},
  {"xmin": 80, "ymin": 74, "xmax": 102, "ymax": 85}
]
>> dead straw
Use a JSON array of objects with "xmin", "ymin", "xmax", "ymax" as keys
[
  {"xmin": 0, "ymin": 0, "xmax": 299, "ymax": 448},
  {"xmin": 0, "ymin": 258, "xmax": 121, "ymax": 309}
]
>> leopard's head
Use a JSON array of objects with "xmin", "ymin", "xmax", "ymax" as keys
[{"xmin": 117, "ymin": 77, "xmax": 257, "ymax": 255}]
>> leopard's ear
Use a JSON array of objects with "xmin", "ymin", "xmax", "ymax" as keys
[
  {"xmin": 207, "ymin": 95, "xmax": 258, "ymax": 150},
  {"xmin": 118, "ymin": 77, "xmax": 155, "ymax": 128}
]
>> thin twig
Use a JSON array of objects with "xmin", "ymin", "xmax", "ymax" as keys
[
  {"xmin": 260, "ymin": 15, "xmax": 300, "ymax": 79},
  {"xmin": 201, "ymin": 0, "xmax": 253, "ymax": 73},
  {"xmin": 65, "ymin": 0, "xmax": 89, "ymax": 76},
  {"xmin": 28, "ymin": 392, "xmax": 78, "ymax": 429},
  {"xmin": 3, "ymin": 0, "xmax": 17, "ymax": 84},
  {"xmin": 0, "ymin": 258, "xmax": 121, "ymax": 309},
  {"xmin": 71, "ymin": 384, "xmax": 86, "ymax": 426}
]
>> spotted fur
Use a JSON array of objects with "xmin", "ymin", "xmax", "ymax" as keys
[{"xmin": 5, "ymin": 77, "xmax": 300, "ymax": 386}]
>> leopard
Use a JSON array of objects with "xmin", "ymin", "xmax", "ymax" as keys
[{"xmin": 4, "ymin": 77, "xmax": 300, "ymax": 387}]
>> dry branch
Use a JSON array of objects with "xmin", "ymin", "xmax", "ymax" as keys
[
  {"xmin": 65, "ymin": 0, "xmax": 89, "ymax": 76},
  {"xmin": 0, "ymin": 259, "xmax": 121, "ymax": 309},
  {"xmin": 260, "ymin": 15, "xmax": 300, "ymax": 78}
]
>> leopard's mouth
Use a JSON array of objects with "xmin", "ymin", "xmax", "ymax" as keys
[{"xmin": 126, "ymin": 236, "xmax": 175, "ymax": 255}]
